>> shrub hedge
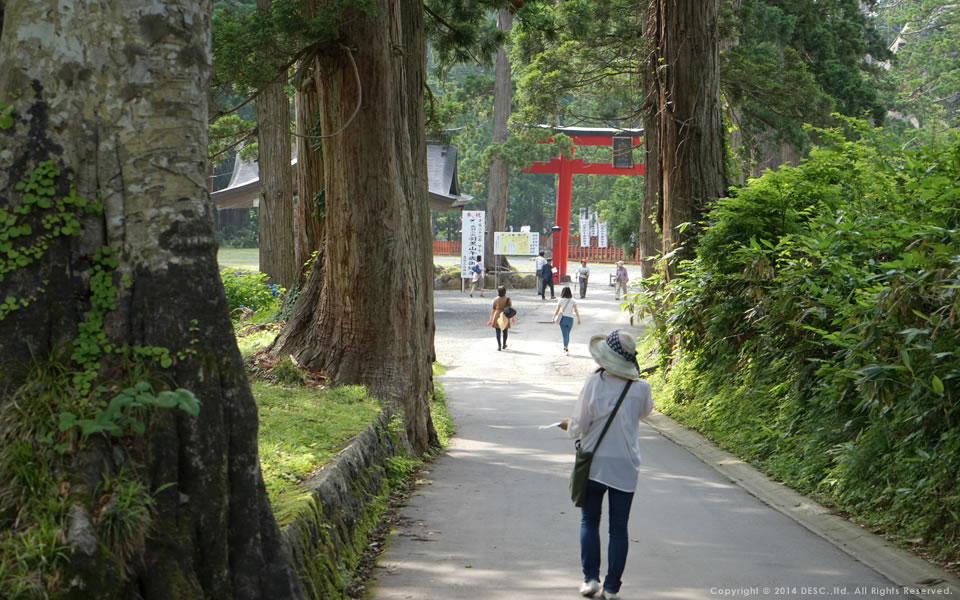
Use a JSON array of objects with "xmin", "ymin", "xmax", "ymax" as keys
[{"xmin": 632, "ymin": 121, "xmax": 960, "ymax": 563}]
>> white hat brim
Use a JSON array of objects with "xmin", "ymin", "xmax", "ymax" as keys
[{"xmin": 588, "ymin": 334, "xmax": 640, "ymax": 381}]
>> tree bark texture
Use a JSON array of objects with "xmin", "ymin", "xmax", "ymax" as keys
[
  {"xmin": 293, "ymin": 84, "xmax": 326, "ymax": 275},
  {"xmin": 256, "ymin": 0, "xmax": 297, "ymax": 290},
  {"xmin": 485, "ymin": 8, "xmax": 514, "ymax": 272},
  {"xmin": 291, "ymin": 0, "xmax": 327, "ymax": 277},
  {"xmin": 0, "ymin": 2, "xmax": 304, "ymax": 598},
  {"xmin": 271, "ymin": 0, "xmax": 437, "ymax": 453},
  {"xmin": 639, "ymin": 0, "xmax": 662, "ymax": 279},
  {"xmin": 648, "ymin": 0, "xmax": 726, "ymax": 275}
]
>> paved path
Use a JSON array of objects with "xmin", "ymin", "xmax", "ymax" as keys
[{"xmin": 372, "ymin": 281, "xmax": 957, "ymax": 600}]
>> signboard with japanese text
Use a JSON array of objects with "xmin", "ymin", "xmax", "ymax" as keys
[
  {"xmin": 580, "ymin": 218, "xmax": 591, "ymax": 247},
  {"xmin": 494, "ymin": 232, "xmax": 539, "ymax": 256},
  {"xmin": 598, "ymin": 222, "xmax": 608, "ymax": 248},
  {"xmin": 461, "ymin": 211, "xmax": 485, "ymax": 278},
  {"xmin": 613, "ymin": 136, "xmax": 633, "ymax": 168}
]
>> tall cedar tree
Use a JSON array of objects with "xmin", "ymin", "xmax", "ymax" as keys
[
  {"xmin": 270, "ymin": 0, "xmax": 438, "ymax": 453},
  {"xmin": 646, "ymin": 0, "xmax": 727, "ymax": 273},
  {"xmin": 0, "ymin": 0, "xmax": 304, "ymax": 597},
  {"xmin": 256, "ymin": 0, "xmax": 297, "ymax": 289}
]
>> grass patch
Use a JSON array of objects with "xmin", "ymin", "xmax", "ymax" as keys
[
  {"xmin": 256, "ymin": 383, "xmax": 380, "ymax": 513},
  {"xmin": 429, "ymin": 375, "xmax": 455, "ymax": 449},
  {"xmin": 217, "ymin": 247, "xmax": 259, "ymax": 272}
]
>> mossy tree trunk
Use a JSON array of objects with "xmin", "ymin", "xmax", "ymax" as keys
[
  {"xmin": 270, "ymin": 0, "xmax": 437, "ymax": 453},
  {"xmin": 0, "ymin": 1, "xmax": 304, "ymax": 597}
]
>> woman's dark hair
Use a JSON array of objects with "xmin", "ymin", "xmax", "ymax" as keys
[
  {"xmin": 497, "ymin": 285, "xmax": 507, "ymax": 297},
  {"xmin": 561, "ymin": 286, "xmax": 573, "ymax": 299}
]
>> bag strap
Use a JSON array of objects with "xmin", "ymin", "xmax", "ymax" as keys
[{"xmin": 590, "ymin": 380, "xmax": 633, "ymax": 453}]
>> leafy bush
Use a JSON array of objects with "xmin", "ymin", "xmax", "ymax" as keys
[
  {"xmin": 220, "ymin": 268, "xmax": 284, "ymax": 320},
  {"xmin": 632, "ymin": 121, "xmax": 960, "ymax": 562}
]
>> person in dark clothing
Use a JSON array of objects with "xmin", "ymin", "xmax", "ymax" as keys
[{"xmin": 540, "ymin": 257, "xmax": 556, "ymax": 300}]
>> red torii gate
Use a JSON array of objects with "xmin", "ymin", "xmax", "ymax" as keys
[{"xmin": 525, "ymin": 126, "xmax": 643, "ymax": 280}]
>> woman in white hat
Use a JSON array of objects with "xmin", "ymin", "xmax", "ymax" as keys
[{"xmin": 559, "ymin": 329, "xmax": 653, "ymax": 600}]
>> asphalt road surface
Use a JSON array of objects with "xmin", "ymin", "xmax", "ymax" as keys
[{"xmin": 371, "ymin": 281, "xmax": 915, "ymax": 600}]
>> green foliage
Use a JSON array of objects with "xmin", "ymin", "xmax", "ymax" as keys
[
  {"xmin": 0, "ymin": 101, "xmax": 14, "ymax": 130},
  {"xmin": 220, "ymin": 267, "xmax": 285, "ymax": 319},
  {"xmin": 875, "ymin": 1, "xmax": 960, "ymax": 147},
  {"xmin": 59, "ymin": 382, "xmax": 199, "ymax": 437},
  {"xmin": 216, "ymin": 209, "xmax": 258, "ymax": 249},
  {"xmin": 632, "ymin": 122, "xmax": 960, "ymax": 561},
  {"xmin": 429, "ymin": 375, "xmax": 455, "ymax": 449},
  {"xmin": 95, "ymin": 470, "xmax": 157, "ymax": 565}
]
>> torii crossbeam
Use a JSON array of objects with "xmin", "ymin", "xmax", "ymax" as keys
[{"xmin": 525, "ymin": 126, "xmax": 644, "ymax": 280}]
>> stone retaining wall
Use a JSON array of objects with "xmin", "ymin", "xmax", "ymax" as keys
[{"xmin": 281, "ymin": 414, "xmax": 402, "ymax": 599}]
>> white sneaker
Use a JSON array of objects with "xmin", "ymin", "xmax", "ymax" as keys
[
  {"xmin": 579, "ymin": 579, "xmax": 601, "ymax": 597},
  {"xmin": 601, "ymin": 590, "xmax": 622, "ymax": 600}
]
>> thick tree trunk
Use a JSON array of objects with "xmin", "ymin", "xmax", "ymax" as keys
[
  {"xmin": 271, "ymin": 0, "xmax": 436, "ymax": 453},
  {"xmin": 639, "ymin": 0, "xmax": 662, "ymax": 279},
  {"xmin": 293, "ymin": 82, "xmax": 326, "ymax": 276},
  {"xmin": 485, "ymin": 8, "xmax": 514, "ymax": 272},
  {"xmin": 256, "ymin": 0, "xmax": 297, "ymax": 289},
  {"xmin": 291, "ymin": 0, "xmax": 327, "ymax": 277},
  {"xmin": 649, "ymin": 0, "xmax": 726, "ymax": 276},
  {"xmin": 0, "ymin": 2, "xmax": 303, "ymax": 598}
]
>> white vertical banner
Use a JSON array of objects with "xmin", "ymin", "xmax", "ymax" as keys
[
  {"xmin": 579, "ymin": 218, "xmax": 591, "ymax": 247},
  {"xmin": 598, "ymin": 222, "xmax": 608, "ymax": 248},
  {"xmin": 461, "ymin": 211, "xmax": 485, "ymax": 278},
  {"xmin": 591, "ymin": 210, "xmax": 599, "ymax": 237}
]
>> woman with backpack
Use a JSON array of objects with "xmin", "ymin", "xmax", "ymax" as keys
[
  {"xmin": 551, "ymin": 286, "xmax": 582, "ymax": 355},
  {"xmin": 487, "ymin": 285, "xmax": 515, "ymax": 351}
]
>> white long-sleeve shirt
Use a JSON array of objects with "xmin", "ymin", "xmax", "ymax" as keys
[{"xmin": 567, "ymin": 371, "xmax": 654, "ymax": 492}]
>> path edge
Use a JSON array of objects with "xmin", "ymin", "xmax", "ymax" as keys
[{"xmin": 644, "ymin": 410, "xmax": 960, "ymax": 595}]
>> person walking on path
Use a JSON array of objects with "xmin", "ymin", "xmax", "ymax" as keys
[
  {"xmin": 534, "ymin": 251, "xmax": 547, "ymax": 297},
  {"xmin": 487, "ymin": 285, "xmax": 515, "ymax": 351},
  {"xmin": 469, "ymin": 255, "xmax": 484, "ymax": 297},
  {"xmin": 575, "ymin": 259, "xmax": 591, "ymax": 298},
  {"xmin": 613, "ymin": 261, "xmax": 629, "ymax": 301},
  {"xmin": 551, "ymin": 286, "xmax": 581, "ymax": 355},
  {"xmin": 540, "ymin": 257, "xmax": 556, "ymax": 300},
  {"xmin": 559, "ymin": 329, "xmax": 654, "ymax": 600}
]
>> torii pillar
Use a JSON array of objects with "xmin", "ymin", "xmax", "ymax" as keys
[{"xmin": 525, "ymin": 129, "xmax": 644, "ymax": 280}]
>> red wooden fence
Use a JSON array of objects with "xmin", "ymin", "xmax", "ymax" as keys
[
  {"xmin": 432, "ymin": 240, "xmax": 461, "ymax": 255},
  {"xmin": 432, "ymin": 237, "xmax": 641, "ymax": 264}
]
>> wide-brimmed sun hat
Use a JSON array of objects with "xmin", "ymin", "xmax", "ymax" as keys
[{"xmin": 589, "ymin": 329, "xmax": 640, "ymax": 380}]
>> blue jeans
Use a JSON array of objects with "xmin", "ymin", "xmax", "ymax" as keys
[
  {"xmin": 559, "ymin": 315, "xmax": 574, "ymax": 348},
  {"xmin": 580, "ymin": 479, "xmax": 634, "ymax": 594}
]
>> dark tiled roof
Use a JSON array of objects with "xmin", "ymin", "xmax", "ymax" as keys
[{"xmin": 212, "ymin": 142, "xmax": 471, "ymax": 212}]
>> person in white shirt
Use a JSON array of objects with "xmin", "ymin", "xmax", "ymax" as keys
[
  {"xmin": 534, "ymin": 251, "xmax": 547, "ymax": 297},
  {"xmin": 575, "ymin": 259, "xmax": 590, "ymax": 298},
  {"xmin": 551, "ymin": 286, "xmax": 581, "ymax": 355},
  {"xmin": 559, "ymin": 329, "xmax": 653, "ymax": 600}
]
